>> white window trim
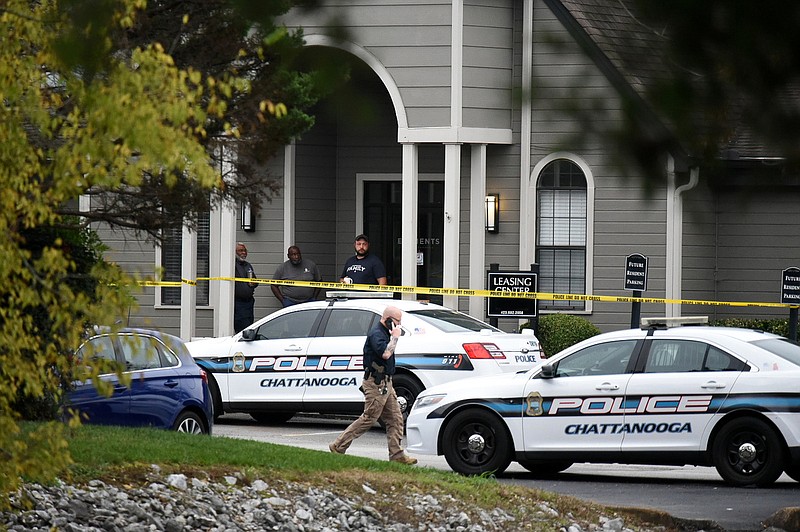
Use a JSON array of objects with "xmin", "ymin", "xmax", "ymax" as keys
[
  {"xmin": 154, "ymin": 214, "xmax": 215, "ymax": 310},
  {"xmin": 530, "ymin": 152, "xmax": 595, "ymax": 315}
]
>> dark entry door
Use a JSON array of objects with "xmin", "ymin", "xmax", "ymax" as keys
[{"xmin": 363, "ymin": 181, "xmax": 443, "ymax": 300}]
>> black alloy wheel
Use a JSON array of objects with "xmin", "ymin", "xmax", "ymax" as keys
[
  {"xmin": 441, "ymin": 408, "xmax": 512, "ymax": 476},
  {"xmin": 711, "ymin": 417, "xmax": 785, "ymax": 487}
]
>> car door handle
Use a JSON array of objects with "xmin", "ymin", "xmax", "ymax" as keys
[
  {"xmin": 701, "ymin": 381, "xmax": 726, "ymax": 389},
  {"xmin": 595, "ymin": 382, "xmax": 619, "ymax": 391},
  {"xmin": 284, "ymin": 345, "xmax": 304, "ymax": 352},
  {"xmin": 113, "ymin": 385, "xmax": 128, "ymax": 392},
  {"xmin": 163, "ymin": 380, "xmax": 179, "ymax": 388}
]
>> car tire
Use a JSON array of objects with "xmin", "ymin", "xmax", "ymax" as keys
[
  {"xmin": 207, "ymin": 374, "xmax": 224, "ymax": 421},
  {"xmin": 711, "ymin": 417, "xmax": 785, "ymax": 487},
  {"xmin": 392, "ymin": 373, "xmax": 424, "ymax": 420},
  {"xmin": 517, "ymin": 459, "xmax": 572, "ymax": 477},
  {"xmin": 251, "ymin": 412, "xmax": 295, "ymax": 424},
  {"xmin": 442, "ymin": 408, "xmax": 512, "ymax": 476},
  {"xmin": 173, "ymin": 411, "xmax": 207, "ymax": 434}
]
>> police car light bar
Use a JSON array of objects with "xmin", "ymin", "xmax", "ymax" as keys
[
  {"xmin": 326, "ymin": 291, "xmax": 394, "ymax": 300},
  {"xmin": 641, "ymin": 316, "xmax": 709, "ymax": 329}
]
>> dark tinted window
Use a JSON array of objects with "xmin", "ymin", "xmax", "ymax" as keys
[
  {"xmin": 256, "ymin": 310, "xmax": 321, "ymax": 340},
  {"xmin": 644, "ymin": 340, "xmax": 745, "ymax": 373},
  {"xmin": 323, "ymin": 309, "xmax": 377, "ymax": 337},
  {"xmin": 555, "ymin": 340, "xmax": 637, "ymax": 377},
  {"xmin": 119, "ymin": 334, "xmax": 163, "ymax": 371},
  {"xmin": 77, "ymin": 336, "xmax": 117, "ymax": 365},
  {"xmin": 751, "ymin": 338, "xmax": 800, "ymax": 368},
  {"xmin": 409, "ymin": 309, "xmax": 500, "ymax": 333}
]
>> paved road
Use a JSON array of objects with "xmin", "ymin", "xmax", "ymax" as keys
[{"xmin": 213, "ymin": 414, "xmax": 799, "ymax": 532}]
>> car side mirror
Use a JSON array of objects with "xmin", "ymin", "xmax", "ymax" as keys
[
  {"xmin": 539, "ymin": 363, "xmax": 556, "ymax": 379},
  {"xmin": 241, "ymin": 329, "xmax": 256, "ymax": 342}
]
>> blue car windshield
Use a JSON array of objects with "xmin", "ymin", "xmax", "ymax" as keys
[
  {"xmin": 409, "ymin": 309, "xmax": 501, "ymax": 333},
  {"xmin": 751, "ymin": 338, "xmax": 800, "ymax": 368}
]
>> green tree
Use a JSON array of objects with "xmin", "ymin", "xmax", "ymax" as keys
[{"xmin": 0, "ymin": 0, "xmax": 321, "ymax": 497}]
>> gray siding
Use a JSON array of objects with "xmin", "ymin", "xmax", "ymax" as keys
[
  {"xmin": 714, "ymin": 189, "xmax": 800, "ymax": 319},
  {"xmin": 285, "ymin": 0, "xmax": 515, "ymax": 130},
  {"xmin": 529, "ymin": 1, "xmax": 667, "ymax": 332},
  {"xmin": 462, "ymin": 1, "xmax": 514, "ymax": 129}
]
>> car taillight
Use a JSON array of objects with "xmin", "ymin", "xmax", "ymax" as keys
[
  {"xmin": 462, "ymin": 342, "xmax": 506, "ymax": 360},
  {"xmin": 200, "ymin": 368, "xmax": 208, "ymax": 383}
]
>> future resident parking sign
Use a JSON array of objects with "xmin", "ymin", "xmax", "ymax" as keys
[
  {"xmin": 781, "ymin": 267, "xmax": 800, "ymax": 304},
  {"xmin": 624, "ymin": 253, "xmax": 648, "ymax": 292}
]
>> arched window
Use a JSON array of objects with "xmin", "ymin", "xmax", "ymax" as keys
[{"xmin": 536, "ymin": 159, "xmax": 587, "ymax": 310}]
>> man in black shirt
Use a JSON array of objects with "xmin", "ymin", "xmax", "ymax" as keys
[
  {"xmin": 234, "ymin": 242, "xmax": 258, "ymax": 333},
  {"xmin": 328, "ymin": 306, "xmax": 417, "ymax": 465}
]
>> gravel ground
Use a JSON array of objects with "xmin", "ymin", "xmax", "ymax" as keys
[{"xmin": 0, "ymin": 465, "xmax": 708, "ymax": 532}]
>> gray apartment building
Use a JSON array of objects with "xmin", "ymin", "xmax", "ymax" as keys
[{"xmin": 98, "ymin": 0, "xmax": 800, "ymax": 339}]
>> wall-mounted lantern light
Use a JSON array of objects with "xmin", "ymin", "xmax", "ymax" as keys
[
  {"xmin": 485, "ymin": 194, "xmax": 499, "ymax": 233},
  {"xmin": 241, "ymin": 202, "xmax": 256, "ymax": 232}
]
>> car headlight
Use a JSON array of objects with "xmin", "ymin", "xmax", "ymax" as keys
[{"xmin": 414, "ymin": 393, "xmax": 447, "ymax": 409}]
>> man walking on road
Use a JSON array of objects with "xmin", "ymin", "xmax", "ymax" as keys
[{"xmin": 329, "ymin": 305, "xmax": 417, "ymax": 465}]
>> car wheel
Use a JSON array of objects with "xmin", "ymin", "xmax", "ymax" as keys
[
  {"xmin": 442, "ymin": 409, "xmax": 512, "ymax": 476},
  {"xmin": 517, "ymin": 459, "xmax": 572, "ymax": 477},
  {"xmin": 712, "ymin": 417, "xmax": 785, "ymax": 487},
  {"xmin": 250, "ymin": 412, "xmax": 295, "ymax": 424},
  {"xmin": 392, "ymin": 373, "xmax": 424, "ymax": 420},
  {"xmin": 173, "ymin": 411, "xmax": 206, "ymax": 434}
]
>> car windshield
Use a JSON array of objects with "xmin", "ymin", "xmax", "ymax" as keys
[
  {"xmin": 408, "ymin": 308, "xmax": 501, "ymax": 333},
  {"xmin": 751, "ymin": 338, "xmax": 800, "ymax": 368}
]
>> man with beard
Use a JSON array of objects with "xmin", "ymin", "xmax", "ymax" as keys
[
  {"xmin": 234, "ymin": 242, "xmax": 258, "ymax": 333},
  {"xmin": 271, "ymin": 245, "xmax": 322, "ymax": 306},
  {"xmin": 339, "ymin": 234, "xmax": 387, "ymax": 286}
]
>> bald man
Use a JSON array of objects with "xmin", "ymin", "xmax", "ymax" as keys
[{"xmin": 329, "ymin": 306, "xmax": 417, "ymax": 465}]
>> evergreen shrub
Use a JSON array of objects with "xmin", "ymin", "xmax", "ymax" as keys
[{"xmin": 521, "ymin": 314, "xmax": 601, "ymax": 358}]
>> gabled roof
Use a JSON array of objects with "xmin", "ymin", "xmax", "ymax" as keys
[
  {"xmin": 557, "ymin": 0, "xmax": 672, "ymax": 97},
  {"xmin": 544, "ymin": 0, "xmax": 688, "ymax": 165},
  {"xmin": 545, "ymin": 0, "xmax": 784, "ymax": 164}
]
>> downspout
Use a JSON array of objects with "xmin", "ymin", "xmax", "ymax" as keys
[
  {"xmin": 519, "ymin": 0, "xmax": 533, "ymax": 269},
  {"xmin": 666, "ymin": 160, "xmax": 699, "ymax": 317}
]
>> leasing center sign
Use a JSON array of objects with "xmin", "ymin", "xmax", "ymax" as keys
[{"xmin": 487, "ymin": 271, "xmax": 537, "ymax": 318}]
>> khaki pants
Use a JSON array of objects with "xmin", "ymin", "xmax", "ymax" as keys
[{"xmin": 330, "ymin": 376, "xmax": 405, "ymax": 460}]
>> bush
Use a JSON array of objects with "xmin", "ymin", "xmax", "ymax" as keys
[
  {"xmin": 712, "ymin": 317, "xmax": 789, "ymax": 337},
  {"xmin": 521, "ymin": 314, "xmax": 601, "ymax": 357}
]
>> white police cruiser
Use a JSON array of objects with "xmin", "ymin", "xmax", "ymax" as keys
[
  {"xmin": 406, "ymin": 316, "xmax": 800, "ymax": 487},
  {"xmin": 186, "ymin": 292, "xmax": 542, "ymax": 425}
]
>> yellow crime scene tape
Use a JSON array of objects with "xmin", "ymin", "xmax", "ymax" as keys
[{"xmin": 138, "ymin": 276, "xmax": 799, "ymax": 310}]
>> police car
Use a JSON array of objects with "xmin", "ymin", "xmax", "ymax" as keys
[
  {"xmin": 186, "ymin": 292, "xmax": 542, "ymax": 424},
  {"xmin": 406, "ymin": 316, "xmax": 800, "ymax": 487}
]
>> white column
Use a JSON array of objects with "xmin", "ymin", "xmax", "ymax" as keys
[
  {"xmin": 469, "ymin": 144, "xmax": 487, "ymax": 319},
  {"xmin": 283, "ymin": 142, "xmax": 296, "ymax": 249},
  {"xmin": 443, "ymin": 144, "xmax": 461, "ymax": 309},
  {"xmin": 401, "ymin": 143, "xmax": 419, "ymax": 300},
  {"xmin": 179, "ymin": 224, "xmax": 197, "ymax": 341},
  {"xmin": 215, "ymin": 202, "xmax": 236, "ymax": 337}
]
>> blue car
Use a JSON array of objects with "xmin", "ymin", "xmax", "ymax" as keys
[{"xmin": 67, "ymin": 328, "xmax": 213, "ymax": 434}]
